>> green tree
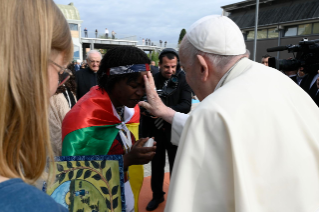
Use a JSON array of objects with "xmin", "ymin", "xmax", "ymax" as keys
[
  {"xmin": 148, "ymin": 51, "xmax": 160, "ymax": 66},
  {"xmin": 178, "ymin": 29, "xmax": 187, "ymax": 44}
]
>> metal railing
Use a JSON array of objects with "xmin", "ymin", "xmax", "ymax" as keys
[
  {"xmin": 81, "ymin": 31, "xmax": 137, "ymax": 41},
  {"xmin": 80, "ymin": 30, "xmax": 178, "ymax": 48},
  {"xmin": 137, "ymin": 40, "xmax": 178, "ymax": 49}
]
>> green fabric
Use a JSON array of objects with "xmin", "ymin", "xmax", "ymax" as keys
[{"xmin": 62, "ymin": 125, "xmax": 120, "ymax": 156}]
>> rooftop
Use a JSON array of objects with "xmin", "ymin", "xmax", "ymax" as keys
[
  {"xmin": 222, "ymin": 0, "xmax": 319, "ymax": 29},
  {"xmin": 57, "ymin": 2, "xmax": 81, "ymax": 20}
]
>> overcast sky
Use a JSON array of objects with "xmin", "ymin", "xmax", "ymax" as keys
[{"xmin": 53, "ymin": 0, "xmax": 239, "ymax": 46}]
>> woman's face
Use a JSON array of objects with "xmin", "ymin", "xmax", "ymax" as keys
[
  {"xmin": 48, "ymin": 53, "xmax": 67, "ymax": 96},
  {"xmin": 110, "ymin": 72, "xmax": 148, "ymax": 108}
]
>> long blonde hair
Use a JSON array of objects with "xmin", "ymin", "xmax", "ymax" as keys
[{"xmin": 0, "ymin": 0, "xmax": 73, "ymax": 184}]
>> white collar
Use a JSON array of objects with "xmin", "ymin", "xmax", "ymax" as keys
[
  {"xmin": 214, "ymin": 57, "xmax": 249, "ymax": 92},
  {"xmin": 111, "ymin": 103, "xmax": 135, "ymax": 124}
]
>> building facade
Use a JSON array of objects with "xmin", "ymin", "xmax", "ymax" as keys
[
  {"xmin": 57, "ymin": 2, "xmax": 83, "ymax": 61},
  {"xmin": 222, "ymin": 0, "xmax": 319, "ymax": 61}
]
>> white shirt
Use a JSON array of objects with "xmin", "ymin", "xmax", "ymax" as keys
[{"xmin": 166, "ymin": 58, "xmax": 319, "ymax": 212}]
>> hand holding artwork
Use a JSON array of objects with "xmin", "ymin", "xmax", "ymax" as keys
[{"xmin": 124, "ymin": 137, "xmax": 156, "ymax": 169}]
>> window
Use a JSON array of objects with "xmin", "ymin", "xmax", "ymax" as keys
[
  {"xmin": 284, "ymin": 26, "xmax": 297, "ymax": 37},
  {"xmin": 257, "ymin": 29, "xmax": 268, "ymax": 39},
  {"xmin": 247, "ymin": 31, "xmax": 255, "ymax": 40},
  {"xmin": 73, "ymin": 45, "xmax": 80, "ymax": 60},
  {"xmin": 69, "ymin": 23, "xmax": 78, "ymax": 31},
  {"xmin": 313, "ymin": 23, "xmax": 319, "ymax": 34},
  {"xmin": 298, "ymin": 24, "xmax": 312, "ymax": 35},
  {"xmin": 268, "ymin": 28, "xmax": 278, "ymax": 38},
  {"xmin": 246, "ymin": 28, "xmax": 278, "ymax": 40}
]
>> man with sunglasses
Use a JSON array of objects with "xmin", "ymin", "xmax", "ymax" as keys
[{"xmin": 75, "ymin": 50, "xmax": 102, "ymax": 100}]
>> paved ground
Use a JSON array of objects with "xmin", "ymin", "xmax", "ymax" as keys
[
  {"xmin": 139, "ymin": 173, "xmax": 170, "ymax": 212},
  {"xmin": 140, "ymin": 153, "xmax": 170, "ymax": 212},
  {"xmin": 143, "ymin": 153, "xmax": 170, "ymax": 177}
]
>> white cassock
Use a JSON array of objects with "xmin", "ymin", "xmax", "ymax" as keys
[{"xmin": 165, "ymin": 58, "xmax": 319, "ymax": 212}]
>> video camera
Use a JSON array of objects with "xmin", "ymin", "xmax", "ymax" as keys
[
  {"xmin": 141, "ymin": 74, "xmax": 179, "ymax": 117},
  {"xmin": 267, "ymin": 38, "xmax": 319, "ymax": 73}
]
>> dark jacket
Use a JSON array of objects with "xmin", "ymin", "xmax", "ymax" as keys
[
  {"xmin": 150, "ymin": 65, "xmax": 159, "ymax": 75},
  {"xmin": 140, "ymin": 69, "xmax": 192, "ymax": 139},
  {"xmin": 154, "ymin": 70, "xmax": 192, "ymax": 113},
  {"xmin": 75, "ymin": 67, "xmax": 98, "ymax": 100}
]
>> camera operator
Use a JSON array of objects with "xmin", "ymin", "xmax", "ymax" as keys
[
  {"xmin": 261, "ymin": 54, "xmax": 272, "ymax": 66},
  {"xmin": 295, "ymin": 67, "xmax": 307, "ymax": 85},
  {"xmin": 299, "ymin": 70, "xmax": 319, "ymax": 100},
  {"xmin": 141, "ymin": 48, "xmax": 192, "ymax": 211}
]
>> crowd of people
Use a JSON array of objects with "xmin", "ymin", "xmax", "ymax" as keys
[
  {"xmin": 261, "ymin": 54, "xmax": 319, "ymax": 107},
  {"xmin": 142, "ymin": 38, "xmax": 167, "ymax": 47},
  {"xmin": 84, "ymin": 27, "xmax": 116, "ymax": 39},
  {"xmin": 1, "ymin": 1, "xmax": 319, "ymax": 212}
]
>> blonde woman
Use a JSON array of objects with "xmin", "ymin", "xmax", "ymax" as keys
[{"xmin": 0, "ymin": 0, "xmax": 73, "ymax": 211}]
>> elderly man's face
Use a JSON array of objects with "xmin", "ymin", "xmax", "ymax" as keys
[
  {"xmin": 261, "ymin": 57, "xmax": 269, "ymax": 66},
  {"xmin": 87, "ymin": 53, "xmax": 101, "ymax": 72},
  {"xmin": 180, "ymin": 51, "xmax": 198, "ymax": 95}
]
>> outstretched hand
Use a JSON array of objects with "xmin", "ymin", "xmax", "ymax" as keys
[
  {"xmin": 124, "ymin": 137, "xmax": 156, "ymax": 169},
  {"xmin": 138, "ymin": 71, "xmax": 176, "ymax": 123}
]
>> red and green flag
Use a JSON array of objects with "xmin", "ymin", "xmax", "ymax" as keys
[{"xmin": 62, "ymin": 86, "xmax": 140, "ymax": 156}]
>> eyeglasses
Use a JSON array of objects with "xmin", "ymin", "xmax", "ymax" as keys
[
  {"xmin": 50, "ymin": 60, "xmax": 73, "ymax": 86},
  {"xmin": 88, "ymin": 59, "xmax": 101, "ymax": 64}
]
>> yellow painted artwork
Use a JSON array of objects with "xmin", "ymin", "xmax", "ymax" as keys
[{"xmin": 45, "ymin": 157, "xmax": 124, "ymax": 212}]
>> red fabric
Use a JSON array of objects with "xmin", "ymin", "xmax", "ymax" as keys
[
  {"xmin": 62, "ymin": 86, "xmax": 140, "ymax": 141},
  {"xmin": 145, "ymin": 64, "xmax": 150, "ymax": 71},
  {"xmin": 107, "ymin": 132, "xmax": 136, "ymax": 155}
]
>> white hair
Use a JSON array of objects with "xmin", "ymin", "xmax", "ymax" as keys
[
  {"xmin": 180, "ymin": 36, "xmax": 250, "ymax": 70},
  {"xmin": 86, "ymin": 50, "xmax": 102, "ymax": 60}
]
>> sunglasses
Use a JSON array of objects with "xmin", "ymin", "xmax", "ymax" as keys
[{"xmin": 50, "ymin": 60, "xmax": 73, "ymax": 86}]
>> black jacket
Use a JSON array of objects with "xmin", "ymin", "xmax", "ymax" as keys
[
  {"xmin": 154, "ymin": 70, "xmax": 192, "ymax": 113},
  {"xmin": 75, "ymin": 67, "xmax": 98, "ymax": 100},
  {"xmin": 140, "ymin": 70, "xmax": 192, "ymax": 139}
]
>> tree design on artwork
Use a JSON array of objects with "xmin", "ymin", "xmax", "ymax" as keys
[{"xmin": 55, "ymin": 160, "xmax": 120, "ymax": 212}]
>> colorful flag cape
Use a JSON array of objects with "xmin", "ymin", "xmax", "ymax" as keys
[{"xmin": 62, "ymin": 86, "xmax": 140, "ymax": 156}]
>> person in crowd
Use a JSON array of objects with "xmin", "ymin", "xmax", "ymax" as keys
[
  {"xmin": 261, "ymin": 54, "xmax": 272, "ymax": 66},
  {"xmin": 314, "ymin": 72, "xmax": 319, "ymax": 107},
  {"xmin": 105, "ymin": 28, "xmax": 109, "ymax": 39},
  {"xmin": 299, "ymin": 69, "xmax": 319, "ymax": 100},
  {"xmin": 284, "ymin": 69, "xmax": 297, "ymax": 82},
  {"xmin": 112, "ymin": 30, "xmax": 116, "ymax": 39},
  {"xmin": 140, "ymin": 15, "xmax": 319, "ymax": 212},
  {"xmin": 75, "ymin": 50, "xmax": 102, "ymax": 100},
  {"xmin": 74, "ymin": 60, "xmax": 81, "ymax": 71},
  {"xmin": 49, "ymin": 63, "xmax": 77, "ymax": 157},
  {"xmin": 296, "ymin": 67, "xmax": 307, "ymax": 85},
  {"xmin": 62, "ymin": 46, "xmax": 156, "ymax": 212},
  {"xmin": 80, "ymin": 61, "xmax": 88, "ymax": 69},
  {"xmin": 0, "ymin": 0, "xmax": 73, "ymax": 211},
  {"xmin": 84, "ymin": 27, "xmax": 88, "ymax": 37},
  {"xmin": 141, "ymin": 48, "xmax": 192, "ymax": 211},
  {"xmin": 150, "ymin": 60, "xmax": 159, "ymax": 75},
  {"xmin": 69, "ymin": 60, "xmax": 76, "ymax": 71}
]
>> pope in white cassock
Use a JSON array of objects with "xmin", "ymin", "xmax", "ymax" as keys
[{"xmin": 139, "ymin": 15, "xmax": 319, "ymax": 212}]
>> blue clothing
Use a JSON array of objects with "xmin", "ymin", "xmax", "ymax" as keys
[
  {"xmin": 0, "ymin": 178, "xmax": 68, "ymax": 212},
  {"xmin": 74, "ymin": 64, "xmax": 81, "ymax": 71}
]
